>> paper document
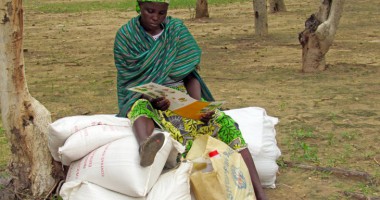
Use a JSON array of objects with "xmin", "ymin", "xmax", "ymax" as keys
[{"xmin": 129, "ymin": 82, "xmax": 224, "ymax": 120}]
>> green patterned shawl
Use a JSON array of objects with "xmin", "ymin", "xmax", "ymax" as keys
[{"xmin": 114, "ymin": 16, "xmax": 214, "ymax": 117}]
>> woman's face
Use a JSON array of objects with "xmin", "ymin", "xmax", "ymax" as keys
[{"xmin": 139, "ymin": 2, "xmax": 168, "ymax": 34}]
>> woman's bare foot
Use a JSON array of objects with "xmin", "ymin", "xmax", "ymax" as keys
[{"xmin": 139, "ymin": 132, "xmax": 165, "ymax": 167}]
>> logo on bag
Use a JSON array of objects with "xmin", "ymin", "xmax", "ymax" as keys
[{"xmin": 231, "ymin": 166, "xmax": 247, "ymax": 189}]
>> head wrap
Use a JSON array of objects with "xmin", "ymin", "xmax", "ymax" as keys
[{"xmin": 136, "ymin": 0, "xmax": 170, "ymax": 13}]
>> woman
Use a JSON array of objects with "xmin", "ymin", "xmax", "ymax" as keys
[{"xmin": 114, "ymin": 0, "xmax": 266, "ymax": 199}]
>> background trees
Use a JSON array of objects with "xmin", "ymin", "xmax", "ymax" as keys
[
  {"xmin": 269, "ymin": 0, "xmax": 286, "ymax": 13},
  {"xmin": 194, "ymin": 0, "xmax": 288, "ymax": 37},
  {"xmin": 195, "ymin": 0, "xmax": 209, "ymax": 18},
  {"xmin": 298, "ymin": 0, "xmax": 345, "ymax": 72},
  {"xmin": 253, "ymin": 0, "xmax": 269, "ymax": 36}
]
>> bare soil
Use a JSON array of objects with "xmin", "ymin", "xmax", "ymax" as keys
[{"xmin": 17, "ymin": 0, "xmax": 380, "ymax": 199}]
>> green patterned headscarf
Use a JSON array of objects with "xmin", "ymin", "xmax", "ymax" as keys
[{"xmin": 136, "ymin": 0, "xmax": 170, "ymax": 13}]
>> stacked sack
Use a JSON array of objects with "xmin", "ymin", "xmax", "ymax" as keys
[
  {"xmin": 48, "ymin": 115, "xmax": 190, "ymax": 199},
  {"xmin": 225, "ymin": 107, "xmax": 281, "ymax": 188},
  {"xmin": 60, "ymin": 161, "xmax": 193, "ymax": 200},
  {"xmin": 48, "ymin": 107, "xmax": 281, "ymax": 199}
]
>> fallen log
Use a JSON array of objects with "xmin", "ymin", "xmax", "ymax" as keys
[
  {"xmin": 283, "ymin": 161, "xmax": 375, "ymax": 184},
  {"xmin": 343, "ymin": 191, "xmax": 380, "ymax": 200}
]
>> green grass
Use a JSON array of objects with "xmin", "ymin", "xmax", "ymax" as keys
[
  {"xmin": 24, "ymin": 0, "xmax": 251, "ymax": 13},
  {"xmin": 287, "ymin": 128, "xmax": 320, "ymax": 163},
  {"xmin": 0, "ymin": 125, "xmax": 10, "ymax": 171},
  {"xmin": 340, "ymin": 131, "xmax": 357, "ymax": 140},
  {"xmin": 25, "ymin": 1, "xmax": 134, "ymax": 13}
]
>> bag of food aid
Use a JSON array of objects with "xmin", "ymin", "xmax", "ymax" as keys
[
  {"xmin": 58, "ymin": 124, "xmax": 137, "ymax": 165},
  {"xmin": 60, "ymin": 180, "xmax": 145, "ymax": 200},
  {"xmin": 65, "ymin": 132, "xmax": 173, "ymax": 197},
  {"xmin": 224, "ymin": 107, "xmax": 281, "ymax": 188},
  {"xmin": 186, "ymin": 135, "xmax": 256, "ymax": 200},
  {"xmin": 147, "ymin": 161, "xmax": 193, "ymax": 200},
  {"xmin": 61, "ymin": 161, "xmax": 193, "ymax": 200},
  {"xmin": 48, "ymin": 114, "xmax": 130, "ymax": 162}
]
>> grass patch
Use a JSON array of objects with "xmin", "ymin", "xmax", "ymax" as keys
[
  {"xmin": 340, "ymin": 131, "xmax": 358, "ymax": 141},
  {"xmin": 0, "ymin": 125, "xmax": 10, "ymax": 171},
  {"xmin": 25, "ymin": 0, "xmax": 251, "ymax": 13},
  {"xmin": 325, "ymin": 132, "xmax": 336, "ymax": 146},
  {"xmin": 290, "ymin": 128, "xmax": 316, "ymax": 140},
  {"xmin": 25, "ymin": 1, "xmax": 134, "ymax": 13},
  {"xmin": 346, "ymin": 182, "xmax": 379, "ymax": 196},
  {"xmin": 287, "ymin": 128, "xmax": 319, "ymax": 163}
]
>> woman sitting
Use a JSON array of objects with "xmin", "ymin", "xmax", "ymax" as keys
[{"xmin": 114, "ymin": 0, "xmax": 267, "ymax": 199}]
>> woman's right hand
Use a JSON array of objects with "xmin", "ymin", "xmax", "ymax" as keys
[
  {"xmin": 200, "ymin": 111, "xmax": 215, "ymax": 124},
  {"xmin": 150, "ymin": 97, "xmax": 170, "ymax": 111}
]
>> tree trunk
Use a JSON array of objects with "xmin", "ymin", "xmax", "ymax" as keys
[
  {"xmin": 195, "ymin": 0, "xmax": 209, "ymax": 18},
  {"xmin": 269, "ymin": 0, "xmax": 287, "ymax": 13},
  {"xmin": 253, "ymin": 0, "xmax": 268, "ymax": 36},
  {"xmin": 298, "ymin": 0, "xmax": 345, "ymax": 72},
  {"xmin": 0, "ymin": 0, "xmax": 63, "ymax": 199}
]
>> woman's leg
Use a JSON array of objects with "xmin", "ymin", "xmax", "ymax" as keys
[
  {"xmin": 240, "ymin": 148, "xmax": 267, "ymax": 200},
  {"xmin": 132, "ymin": 116, "xmax": 155, "ymax": 145},
  {"xmin": 132, "ymin": 116, "xmax": 165, "ymax": 167}
]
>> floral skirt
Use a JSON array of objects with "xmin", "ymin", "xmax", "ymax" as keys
[{"xmin": 128, "ymin": 99, "xmax": 247, "ymax": 154}]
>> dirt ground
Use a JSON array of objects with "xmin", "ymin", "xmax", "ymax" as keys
[{"xmin": 8, "ymin": 0, "xmax": 379, "ymax": 199}]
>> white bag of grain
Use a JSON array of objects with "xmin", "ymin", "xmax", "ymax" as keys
[
  {"xmin": 224, "ymin": 107, "xmax": 281, "ymax": 188},
  {"xmin": 48, "ymin": 114, "xmax": 130, "ymax": 161},
  {"xmin": 147, "ymin": 161, "xmax": 193, "ymax": 200},
  {"xmin": 59, "ymin": 125, "xmax": 164, "ymax": 165},
  {"xmin": 60, "ymin": 180, "xmax": 145, "ymax": 200},
  {"xmin": 66, "ymin": 132, "xmax": 172, "ymax": 197}
]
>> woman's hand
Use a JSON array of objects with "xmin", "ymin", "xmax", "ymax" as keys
[
  {"xmin": 200, "ymin": 111, "xmax": 215, "ymax": 124},
  {"xmin": 151, "ymin": 97, "xmax": 170, "ymax": 111}
]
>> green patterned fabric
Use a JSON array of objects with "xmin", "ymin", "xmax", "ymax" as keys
[
  {"xmin": 114, "ymin": 16, "xmax": 214, "ymax": 117},
  {"xmin": 128, "ymin": 87, "xmax": 247, "ymax": 155},
  {"xmin": 136, "ymin": 0, "xmax": 170, "ymax": 13}
]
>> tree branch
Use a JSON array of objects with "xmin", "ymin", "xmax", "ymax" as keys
[
  {"xmin": 284, "ymin": 161, "xmax": 375, "ymax": 184},
  {"xmin": 343, "ymin": 191, "xmax": 380, "ymax": 200}
]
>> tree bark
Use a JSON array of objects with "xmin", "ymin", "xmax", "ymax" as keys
[
  {"xmin": 298, "ymin": 0, "xmax": 345, "ymax": 72},
  {"xmin": 195, "ymin": 0, "xmax": 209, "ymax": 18},
  {"xmin": 269, "ymin": 0, "xmax": 287, "ymax": 13},
  {"xmin": 253, "ymin": 0, "xmax": 268, "ymax": 36},
  {"xmin": 0, "ymin": 0, "xmax": 63, "ymax": 199}
]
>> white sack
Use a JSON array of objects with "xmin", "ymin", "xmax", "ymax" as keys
[
  {"xmin": 224, "ymin": 107, "xmax": 281, "ymax": 188},
  {"xmin": 259, "ymin": 114, "xmax": 281, "ymax": 160},
  {"xmin": 66, "ymin": 133, "xmax": 172, "ymax": 197},
  {"xmin": 49, "ymin": 114, "xmax": 130, "ymax": 161},
  {"xmin": 252, "ymin": 158, "xmax": 279, "ymax": 188},
  {"xmin": 225, "ymin": 107, "xmax": 263, "ymax": 156},
  {"xmin": 59, "ymin": 125, "xmax": 134, "ymax": 165},
  {"xmin": 58, "ymin": 125, "xmax": 170, "ymax": 166},
  {"xmin": 60, "ymin": 180, "xmax": 145, "ymax": 200},
  {"xmin": 147, "ymin": 161, "xmax": 193, "ymax": 200}
]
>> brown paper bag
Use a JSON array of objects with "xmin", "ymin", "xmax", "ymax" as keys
[{"xmin": 186, "ymin": 135, "xmax": 256, "ymax": 200}]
